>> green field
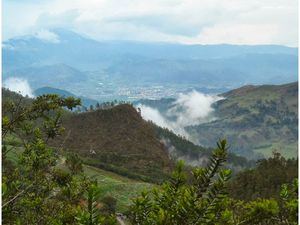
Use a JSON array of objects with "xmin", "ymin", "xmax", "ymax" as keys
[
  {"xmin": 253, "ymin": 141, "xmax": 297, "ymax": 159},
  {"xmin": 83, "ymin": 165, "xmax": 153, "ymax": 213}
]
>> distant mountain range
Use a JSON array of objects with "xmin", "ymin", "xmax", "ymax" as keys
[
  {"xmin": 3, "ymin": 28, "xmax": 297, "ymax": 71},
  {"xmin": 3, "ymin": 28, "xmax": 298, "ymax": 96},
  {"xmin": 10, "ymin": 64, "xmax": 87, "ymax": 89}
]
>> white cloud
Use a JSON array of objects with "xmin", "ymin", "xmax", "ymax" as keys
[
  {"xmin": 138, "ymin": 91, "xmax": 222, "ymax": 139},
  {"xmin": 35, "ymin": 10, "xmax": 80, "ymax": 30},
  {"xmin": 138, "ymin": 105, "xmax": 174, "ymax": 130},
  {"xmin": 138, "ymin": 104, "xmax": 189, "ymax": 137},
  {"xmin": 169, "ymin": 91, "xmax": 222, "ymax": 127},
  {"xmin": 194, "ymin": 24, "xmax": 279, "ymax": 45},
  {"xmin": 3, "ymin": 0, "xmax": 298, "ymax": 46},
  {"xmin": 35, "ymin": 29, "xmax": 60, "ymax": 43},
  {"xmin": 3, "ymin": 77, "xmax": 34, "ymax": 98}
]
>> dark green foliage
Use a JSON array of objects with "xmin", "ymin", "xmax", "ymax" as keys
[
  {"xmin": 279, "ymin": 179, "xmax": 298, "ymax": 223},
  {"xmin": 93, "ymin": 100, "xmax": 132, "ymax": 110},
  {"xmin": 77, "ymin": 183, "xmax": 104, "ymax": 225},
  {"xmin": 53, "ymin": 168, "xmax": 73, "ymax": 186},
  {"xmin": 224, "ymin": 179, "xmax": 298, "ymax": 225},
  {"xmin": 129, "ymin": 141, "xmax": 298, "ymax": 225},
  {"xmin": 2, "ymin": 92, "xmax": 118, "ymax": 224},
  {"xmin": 228, "ymin": 152, "xmax": 298, "ymax": 200},
  {"xmin": 129, "ymin": 140, "xmax": 232, "ymax": 225},
  {"xmin": 66, "ymin": 152, "xmax": 84, "ymax": 175},
  {"xmin": 101, "ymin": 196, "xmax": 117, "ymax": 215},
  {"xmin": 77, "ymin": 183, "xmax": 117, "ymax": 225},
  {"xmin": 2, "ymin": 93, "xmax": 83, "ymax": 224}
]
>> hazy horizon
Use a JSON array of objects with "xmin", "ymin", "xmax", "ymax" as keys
[{"xmin": 3, "ymin": 0, "xmax": 298, "ymax": 47}]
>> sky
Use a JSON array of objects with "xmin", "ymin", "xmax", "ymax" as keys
[{"xmin": 3, "ymin": 0, "xmax": 298, "ymax": 46}]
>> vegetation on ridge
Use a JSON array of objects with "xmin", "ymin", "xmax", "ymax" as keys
[
  {"xmin": 50, "ymin": 103, "xmax": 173, "ymax": 183},
  {"xmin": 2, "ymin": 89, "xmax": 298, "ymax": 224}
]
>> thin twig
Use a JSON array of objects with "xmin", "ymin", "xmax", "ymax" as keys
[{"xmin": 2, "ymin": 184, "xmax": 33, "ymax": 208}]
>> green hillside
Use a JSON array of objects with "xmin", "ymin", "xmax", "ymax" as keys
[
  {"xmin": 83, "ymin": 165, "xmax": 152, "ymax": 213},
  {"xmin": 188, "ymin": 82, "xmax": 298, "ymax": 159}
]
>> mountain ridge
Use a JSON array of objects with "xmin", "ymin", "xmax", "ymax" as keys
[
  {"xmin": 50, "ymin": 104, "xmax": 174, "ymax": 182},
  {"xmin": 188, "ymin": 82, "xmax": 298, "ymax": 158},
  {"xmin": 3, "ymin": 29, "xmax": 297, "ymax": 91},
  {"xmin": 34, "ymin": 86, "xmax": 98, "ymax": 108}
]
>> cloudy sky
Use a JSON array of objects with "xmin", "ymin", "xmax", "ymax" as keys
[{"xmin": 3, "ymin": 0, "xmax": 298, "ymax": 46}]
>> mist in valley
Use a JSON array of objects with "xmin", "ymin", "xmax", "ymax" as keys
[
  {"xmin": 3, "ymin": 77, "xmax": 34, "ymax": 98},
  {"xmin": 137, "ymin": 90, "xmax": 223, "ymax": 141}
]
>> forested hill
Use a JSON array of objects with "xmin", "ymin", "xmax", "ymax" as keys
[
  {"xmin": 3, "ymin": 29, "xmax": 297, "ymax": 93},
  {"xmin": 51, "ymin": 103, "xmax": 253, "ymax": 180},
  {"xmin": 188, "ymin": 82, "xmax": 298, "ymax": 159},
  {"xmin": 51, "ymin": 104, "xmax": 173, "ymax": 182}
]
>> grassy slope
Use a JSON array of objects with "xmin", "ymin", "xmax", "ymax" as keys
[
  {"xmin": 83, "ymin": 165, "xmax": 152, "ymax": 213},
  {"xmin": 225, "ymin": 83, "xmax": 297, "ymax": 158},
  {"xmin": 188, "ymin": 82, "xmax": 298, "ymax": 159}
]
